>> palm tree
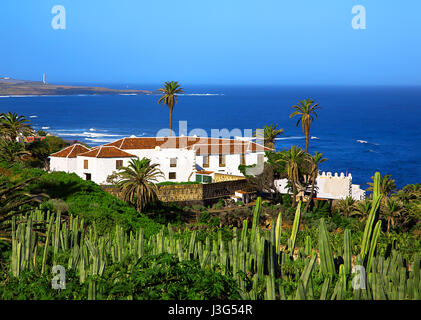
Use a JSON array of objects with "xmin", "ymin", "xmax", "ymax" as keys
[
  {"xmin": 157, "ymin": 81, "xmax": 184, "ymax": 135},
  {"xmin": 116, "ymin": 158, "xmax": 164, "ymax": 212},
  {"xmin": 381, "ymin": 198, "xmax": 403, "ymax": 233},
  {"xmin": 289, "ymin": 99, "xmax": 320, "ymax": 153},
  {"xmin": 0, "ymin": 137, "xmax": 31, "ymax": 164},
  {"xmin": 276, "ymin": 145, "xmax": 305, "ymax": 207},
  {"xmin": 0, "ymin": 112, "xmax": 33, "ymax": 142},
  {"xmin": 367, "ymin": 173, "xmax": 397, "ymax": 198},
  {"xmin": 253, "ymin": 124, "xmax": 284, "ymax": 150},
  {"xmin": 304, "ymin": 152, "xmax": 327, "ymax": 211},
  {"xmin": 0, "ymin": 177, "xmax": 48, "ymax": 240},
  {"xmin": 351, "ymin": 199, "xmax": 372, "ymax": 222},
  {"xmin": 335, "ymin": 196, "xmax": 355, "ymax": 218}
]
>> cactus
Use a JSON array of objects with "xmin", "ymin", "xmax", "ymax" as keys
[
  {"xmin": 361, "ymin": 172, "xmax": 382, "ymax": 265},
  {"xmin": 251, "ymin": 197, "xmax": 262, "ymax": 243},
  {"xmin": 319, "ymin": 218, "xmax": 336, "ymax": 275},
  {"xmin": 288, "ymin": 201, "xmax": 301, "ymax": 254},
  {"xmin": 344, "ymin": 229, "xmax": 352, "ymax": 274}
]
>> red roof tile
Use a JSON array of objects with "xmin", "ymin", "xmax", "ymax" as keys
[
  {"xmin": 104, "ymin": 137, "xmax": 271, "ymax": 155},
  {"xmin": 78, "ymin": 146, "xmax": 136, "ymax": 158},
  {"xmin": 50, "ymin": 144, "xmax": 91, "ymax": 158}
]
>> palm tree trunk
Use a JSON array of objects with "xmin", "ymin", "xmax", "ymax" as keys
[
  {"xmin": 305, "ymin": 130, "xmax": 309, "ymax": 153},
  {"xmin": 292, "ymin": 183, "xmax": 297, "ymax": 207},
  {"xmin": 305, "ymin": 174, "xmax": 316, "ymax": 211},
  {"xmin": 169, "ymin": 107, "xmax": 173, "ymax": 136}
]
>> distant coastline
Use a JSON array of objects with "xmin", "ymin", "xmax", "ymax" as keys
[{"xmin": 0, "ymin": 78, "xmax": 152, "ymax": 96}]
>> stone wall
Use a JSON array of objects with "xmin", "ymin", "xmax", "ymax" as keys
[
  {"xmin": 102, "ymin": 179, "xmax": 250, "ymax": 204},
  {"xmin": 157, "ymin": 184, "xmax": 203, "ymax": 202},
  {"xmin": 202, "ymin": 179, "xmax": 249, "ymax": 200}
]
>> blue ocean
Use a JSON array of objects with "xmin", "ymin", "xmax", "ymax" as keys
[{"xmin": 1, "ymin": 85, "xmax": 420, "ymax": 189}]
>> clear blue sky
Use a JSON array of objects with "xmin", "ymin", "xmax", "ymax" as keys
[{"xmin": 1, "ymin": 1, "xmax": 420, "ymax": 86}]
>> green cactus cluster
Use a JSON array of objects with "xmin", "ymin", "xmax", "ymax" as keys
[{"xmin": 8, "ymin": 172, "xmax": 421, "ymax": 300}]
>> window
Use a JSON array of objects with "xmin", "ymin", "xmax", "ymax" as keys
[
  {"xmin": 219, "ymin": 154, "xmax": 226, "ymax": 167},
  {"xmin": 170, "ymin": 158, "xmax": 177, "ymax": 167},
  {"xmin": 241, "ymin": 154, "xmax": 246, "ymax": 165},
  {"xmin": 169, "ymin": 172, "xmax": 176, "ymax": 180},
  {"xmin": 84, "ymin": 173, "xmax": 91, "ymax": 181},
  {"xmin": 116, "ymin": 160, "xmax": 123, "ymax": 169},
  {"xmin": 258, "ymin": 154, "xmax": 265, "ymax": 164},
  {"xmin": 84, "ymin": 160, "xmax": 89, "ymax": 169},
  {"xmin": 203, "ymin": 155, "xmax": 209, "ymax": 168}
]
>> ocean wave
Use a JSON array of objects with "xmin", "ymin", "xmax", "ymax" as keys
[
  {"xmin": 176, "ymin": 93, "xmax": 224, "ymax": 96},
  {"xmin": 29, "ymin": 115, "xmax": 38, "ymax": 118},
  {"xmin": 275, "ymin": 136, "xmax": 305, "ymax": 140},
  {"xmin": 357, "ymin": 139, "xmax": 380, "ymax": 145},
  {"xmin": 41, "ymin": 126, "xmax": 50, "ymax": 130},
  {"xmin": 85, "ymin": 138, "xmax": 118, "ymax": 143},
  {"xmin": 54, "ymin": 131, "xmax": 123, "ymax": 138},
  {"xmin": 234, "ymin": 136, "xmax": 256, "ymax": 141},
  {"xmin": 311, "ymin": 136, "xmax": 320, "ymax": 140}
]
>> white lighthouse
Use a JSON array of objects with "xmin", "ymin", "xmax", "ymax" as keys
[{"xmin": 42, "ymin": 73, "xmax": 46, "ymax": 85}]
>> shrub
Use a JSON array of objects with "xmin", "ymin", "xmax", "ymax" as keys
[{"xmin": 42, "ymin": 199, "xmax": 69, "ymax": 214}]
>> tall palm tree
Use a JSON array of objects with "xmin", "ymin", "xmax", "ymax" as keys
[
  {"xmin": 367, "ymin": 173, "xmax": 397, "ymax": 198},
  {"xmin": 157, "ymin": 81, "xmax": 184, "ymax": 135},
  {"xmin": 289, "ymin": 99, "xmax": 321, "ymax": 153},
  {"xmin": 253, "ymin": 124, "xmax": 284, "ymax": 149},
  {"xmin": 276, "ymin": 145, "xmax": 305, "ymax": 207},
  {"xmin": 116, "ymin": 158, "xmax": 164, "ymax": 212},
  {"xmin": 0, "ymin": 112, "xmax": 33, "ymax": 142},
  {"xmin": 304, "ymin": 151, "xmax": 327, "ymax": 211}
]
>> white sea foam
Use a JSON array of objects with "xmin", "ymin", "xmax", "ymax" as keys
[
  {"xmin": 41, "ymin": 126, "xmax": 50, "ymax": 130},
  {"xmin": 311, "ymin": 136, "xmax": 320, "ymax": 140},
  {"xmin": 29, "ymin": 115, "xmax": 38, "ymax": 118},
  {"xmin": 89, "ymin": 128, "xmax": 96, "ymax": 131},
  {"xmin": 357, "ymin": 139, "xmax": 379, "ymax": 145},
  {"xmin": 275, "ymin": 136, "xmax": 305, "ymax": 140},
  {"xmin": 54, "ymin": 131, "xmax": 123, "ymax": 138},
  {"xmin": 85, "ymin": 138, "xmax": 118, "ymax": 143},
  {"xmin": 176, "ymin": 93, "xmax": 224, "ymax": 96},
  {"xmin": 234, "ymin": 136, "xmax": 255, "ymax": 141}
]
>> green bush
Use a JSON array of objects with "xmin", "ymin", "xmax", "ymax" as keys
[{"xmin": 0, "ymin": 254, "xmax": 241, "ymax": 300}]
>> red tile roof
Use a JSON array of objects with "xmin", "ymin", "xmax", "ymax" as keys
[
  {"xmin": 78, "ymin": 146, "xmax": 136, "ymax": 158},
  {"xmin": 104, "ymin": 137, "xmax": 271, "ymax": 155},
  {"xmin": 50, "ymin": 144, "xmax": 90, "ymax": 158}
]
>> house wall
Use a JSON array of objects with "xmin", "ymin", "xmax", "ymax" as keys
[
  {"xmin": 49, "ymin": 157, "xmax": 76, "ymax": 173},
  {"xmin": 195, "ymin": 152, "xmax": 264, "ymax": 176},
  {"xmin": 316, "ymin": 172, "xmax": 352, "ymax": 200},
  {"xmin": 125, "ymin": 148, "xmax": 196, "ymax": 183},
  {"xmin": 76, "ymin": 156, "xmax": 136, "ymax": 185}
]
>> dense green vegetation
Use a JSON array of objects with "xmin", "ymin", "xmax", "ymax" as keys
[{"xmin": 1, "ymin": 177, "xmax": 419, "ymax": 300}]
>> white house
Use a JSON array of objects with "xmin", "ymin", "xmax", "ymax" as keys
[{"xmin": 49, "ymin": 136, "xmax": 271, "ymax": 185}]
